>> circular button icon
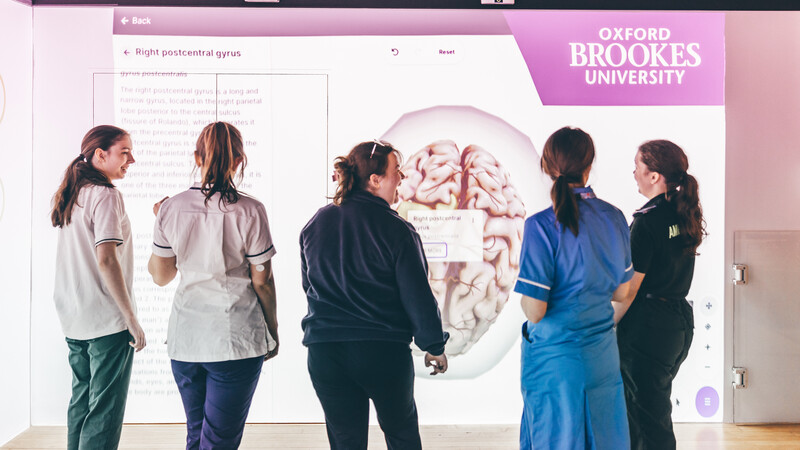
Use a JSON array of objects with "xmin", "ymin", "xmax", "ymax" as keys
[
  {"xmin": 695, "ymin": 386, "xmax": 720, "ymax": 417},
  {"xmin": 699, "ymin": 296, "xmax": 717, "ymax": 317}
]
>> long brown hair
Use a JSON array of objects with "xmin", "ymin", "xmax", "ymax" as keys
[
  {"xmin": 638, "ymin": 140, "xmax": 706, "ymax": 254},
  {"xmin": 50, "ymin": 125, "xmax": 127, "ymax": 228},
  {"xmin": 332, "ymin": 140, "xmax": 401, "ymax": 206},
  {"xmin": 195, "ymin": 122, "xmax": 246, "ymax": 206},
  {"xmin": 540, "ymin": 127, "xmax": 595, "ymax": 236}
]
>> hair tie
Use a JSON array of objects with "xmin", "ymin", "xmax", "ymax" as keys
[
  {"xmin": 78, "ymin": 154, "xmax": 86, "ymax": 162},
  {"xmin": 554, "ymin": 173, "xmax": 582, "ymax": 184}
]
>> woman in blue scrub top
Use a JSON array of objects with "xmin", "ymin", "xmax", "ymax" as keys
[{"xmin": 515, "ymin": 127, "xmax": 633, "ymax": 449}]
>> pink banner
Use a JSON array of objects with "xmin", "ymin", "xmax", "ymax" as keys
[
  {"xmin": 112, "ymin": 8, "xmax": 510, "ymax": 37},
  {"xmin": 504, "ymin": 11, "xmax": 725, "ymax": 106}
]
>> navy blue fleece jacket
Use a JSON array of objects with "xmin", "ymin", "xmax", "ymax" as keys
[{"xmin": 300, "ymin": 190, "xmax": 449, "ymax": 355}]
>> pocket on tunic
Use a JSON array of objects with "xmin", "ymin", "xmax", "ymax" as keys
[{"xmin": 522, "ymin": 321, "xmax": 534, "ymax": 343}]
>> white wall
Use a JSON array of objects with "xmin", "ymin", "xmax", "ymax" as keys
[
  {"xmin": 0, "ymin": 0, "xmax": 33, "ymax": 445},
  {"xmin": 723, "ymin": 11, "xmax": 800, "ymax": 421}
]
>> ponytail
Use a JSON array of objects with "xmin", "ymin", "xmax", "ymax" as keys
[
  {"xmin": 551, "ymin": 175, "xmax": 581, "ymax": 237},
  {"xmin": 195, "ymin": 122, "xmax": 246, "ymax": 206},
  {"xmin": 541, "ymin": 127, "xmax": 595, "ymax": 237},
  {"xmin": 669, "ymin": 173, "xmax": 706, "ymax": 254},
  {"xmin": 332, "ymin": 157, "xmax": 357, "ymax": 206},
  {"xmin": 51, "ymin": 126, "xmax": 124, "ymax": 228},
  {"xmin": 331, "ymin": 140, "xmax": 399, "ymax": 206},
  {"xmin": 639, "ymin": 140, "xmax": 707, "ymax": 254}
]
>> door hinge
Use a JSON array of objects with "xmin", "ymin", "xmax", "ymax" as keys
[
  {"xmin": 732, "ymin": 367, "xmax": 747, "ymax": 389},
  {"xmin": 732, "ymin": 264, "xmax": 747, "ymax": 285}
]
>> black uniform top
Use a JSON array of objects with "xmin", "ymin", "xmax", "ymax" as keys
[{"xmin": 630, "ymin": 193, "xmax": 695, "ymax": 300}]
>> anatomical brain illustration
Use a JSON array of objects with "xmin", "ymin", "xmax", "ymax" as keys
[{"xmin": 395, "ymin": 140, "xmax": 526, "ymax": 356}]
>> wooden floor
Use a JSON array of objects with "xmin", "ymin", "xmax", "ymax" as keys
[{"xmin": 4, "ymin": 423, "xmax": 800, "ymax": 449}]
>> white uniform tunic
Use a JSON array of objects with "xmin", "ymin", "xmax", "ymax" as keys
[
  {"xmin": 152, "ymin": 183, "xmax": 276, "ymax": 363},
  {"xmin": 54, "ymin": 185, "xmax": 135, "ymax": 340}
]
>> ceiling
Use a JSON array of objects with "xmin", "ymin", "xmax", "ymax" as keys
[{"xmin": 24, "ymin": 0, "xmax": 799, "ymax": 11}]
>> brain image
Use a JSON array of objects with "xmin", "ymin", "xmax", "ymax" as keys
[{"xmin": 395, "ymin": 140, "xmax": 526, "ymax": 356}]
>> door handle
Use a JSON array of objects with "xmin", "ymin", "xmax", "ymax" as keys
[{"xmin": 732, "ymin": 263, "xmax": 747, "ymax": 285}]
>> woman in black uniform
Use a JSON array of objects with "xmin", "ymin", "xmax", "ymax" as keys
[{"xmin": 614, "ymin": 140, "xmax": 706, "ymax": 450}]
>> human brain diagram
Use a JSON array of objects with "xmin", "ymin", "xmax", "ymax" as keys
[{"xmin": 395, "ymin": 140, "xmax": 526, "ymax": 356}]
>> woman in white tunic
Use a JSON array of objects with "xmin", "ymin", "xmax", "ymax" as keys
[
  {"xmin": 50, "ymin": 125, "xmax": 146, "ymax": 450},
  {"xmin": 148, "ymin": 122, "xmax": 278, "ymax": 450}
]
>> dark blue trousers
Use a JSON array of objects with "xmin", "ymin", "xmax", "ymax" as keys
[
  {"xmin": 171, "ymin": 356, "xmax": 264, "ymax": 450},
  {"xmin": 307, "ymin": 341, "xmax": 422, "ymax": 450}
]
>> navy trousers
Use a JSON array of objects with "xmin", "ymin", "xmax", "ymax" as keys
[
  {"xmin": 307, "ymin": 341, "xmax": 422, "ymax": 450},
  {"xmin": 171, "ymin": 356, "xmax": 264, "ymax": 450}
]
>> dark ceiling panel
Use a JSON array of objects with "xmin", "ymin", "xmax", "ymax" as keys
[{"xmin": 27, "ymin": 0, "xmax": 800, "ymax": 10}]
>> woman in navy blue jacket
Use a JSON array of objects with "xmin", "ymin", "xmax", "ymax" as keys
[{"xmin": 300, "ymin": 140, "xmax": 449, "ymax": 450}]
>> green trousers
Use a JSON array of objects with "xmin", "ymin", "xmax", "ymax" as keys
[{"xmin": 65, "ymin": 330, "xmax": 134, "ymax": 450}]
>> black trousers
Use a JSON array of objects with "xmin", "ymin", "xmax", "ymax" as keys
[
  {"xmin": 307, "ymin": 341, "xmax": 422, "ymax": 450},
  {"xmin": 617, "ymin": 295, "xmax": 694, "ymax": 450}
]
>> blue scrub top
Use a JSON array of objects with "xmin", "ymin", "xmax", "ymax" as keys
[{"xmin": 514, "ymin": 186, "xmax": 633, "ymax": 346}]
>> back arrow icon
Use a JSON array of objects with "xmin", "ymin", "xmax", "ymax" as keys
[
  {"xmin": 124, "ymin": 50, "xmax": 129, "ymax": 56},
  {"xmin": 121, "ymin": 17, "xmax": 129, "ymax": 25}
]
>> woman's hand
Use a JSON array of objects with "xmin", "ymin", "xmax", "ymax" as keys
[
  {"xmin": 264, "ymin": 334, "xmax": 279, "ymax": 361},
  {"xmin": 425, "ymin": 352, "xmax": 448, "ymax": 375},
  {"xmin": 126, "ymin": 316, "xmax": 147, "ymax": 352}
]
